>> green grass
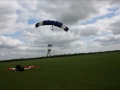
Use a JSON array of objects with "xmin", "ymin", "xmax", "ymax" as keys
[{"xmin": 0, "ymin": 52, "xmax": 120, "ymax": 90}]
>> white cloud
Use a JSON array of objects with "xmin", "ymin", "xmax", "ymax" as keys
[
  {"xmin": 0, "ymin": 1, "xmax": 21, "ymax": 34},
  {"xmin": 0, "ymin": 0, "xmax": 120, "ymax": 60},
  {"xmin": 0, "ymin": 35, "xmax": 23, "ymax": 48}
]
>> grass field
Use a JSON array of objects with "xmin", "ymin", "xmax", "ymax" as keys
[{"xmin": 0, "ymin": 52, "xmax": 120, "ymax": 90}]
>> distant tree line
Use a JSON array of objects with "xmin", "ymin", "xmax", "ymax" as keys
[{"xmin": 0, "ymin": 50, "xmax": 120, "ymax": 63}]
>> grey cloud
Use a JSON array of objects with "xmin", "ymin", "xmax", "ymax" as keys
[
  {"xmin": 94, "ymin": 35, "xmax": 120, "ymax": 46},
  {"xmin": 36, "ymin": 0, "xmax": 99, "ymax": 25},
  {"xmin": 80, "ymin": 28, "xmax": 98, "ymax": 36},
  {"xmin": 57, "ymin": 0, "xmax": 98, "ymax": 24},
  {"xmin": 110, "ymin": 20, "xmax": 120, "ymax": 35},
  {"xmin": 0, "ymin": 1, "xmax": 20, "ymax": 34},
  {"xmin": 23, "ymin": 28, "xmax": 80, "ymax": 53},
  {"xmin": 71, "ymin": 25, "xmax": 99, "ymax": 37},
  {"xmin": 110, "ymin": 0, "xmax": 120, "ymax": 7}
]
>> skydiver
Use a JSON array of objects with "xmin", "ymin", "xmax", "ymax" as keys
[
  {"xmin": 15, "ymin": 64, "xmax": 24, "ymax": 72},
  {"xmin": 47, "ymin": 49, "xmax": 51, "ymax": 56}
]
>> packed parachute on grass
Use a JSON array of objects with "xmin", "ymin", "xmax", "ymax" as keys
[{"xmin": 7, "ymin": 65, "xmax": 40, "ymax": 72}]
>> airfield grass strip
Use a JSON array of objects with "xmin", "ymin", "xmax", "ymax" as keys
[{"xmin": 0, "ymin": 52, "xmax": 120, "ymax": 90}]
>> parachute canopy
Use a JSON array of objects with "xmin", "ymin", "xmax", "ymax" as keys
[
  {"xmin": 48, "ymin": 44, "xmax": 52, "ymax": 47},
  {"xmin": 35, "ymin": 20, "xmax": 69, "ymax": 32}
]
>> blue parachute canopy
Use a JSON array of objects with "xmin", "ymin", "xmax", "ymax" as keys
[
  {"xmin": 48, "ymin": 44, "xmax": 52, "ymax": 47},
  {"xmin": 35, "ymin": 20, "xmax": 69, "ymax": 32}
]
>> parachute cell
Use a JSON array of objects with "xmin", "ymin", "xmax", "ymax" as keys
[
  {"xmin": 48, "ymin": 44, "xmax": 52, "ymax": 47},
  {"xmin": 35, "ymin": 20, "xmax": 69, "ymax": 32}
]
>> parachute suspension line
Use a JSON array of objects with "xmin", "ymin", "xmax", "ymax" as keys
[{"xmin": 51, "ymin": 25, "xmax": 54, "ymax": 31}]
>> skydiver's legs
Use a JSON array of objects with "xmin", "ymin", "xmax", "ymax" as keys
[{"xmin": 47, "ymin": 51, "xmax": 50, "ymax": 56}]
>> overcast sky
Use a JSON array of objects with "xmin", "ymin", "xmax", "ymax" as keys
[{"xmin": 0, "ymin": 0, "xmax": 120, "ymax": 60}]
